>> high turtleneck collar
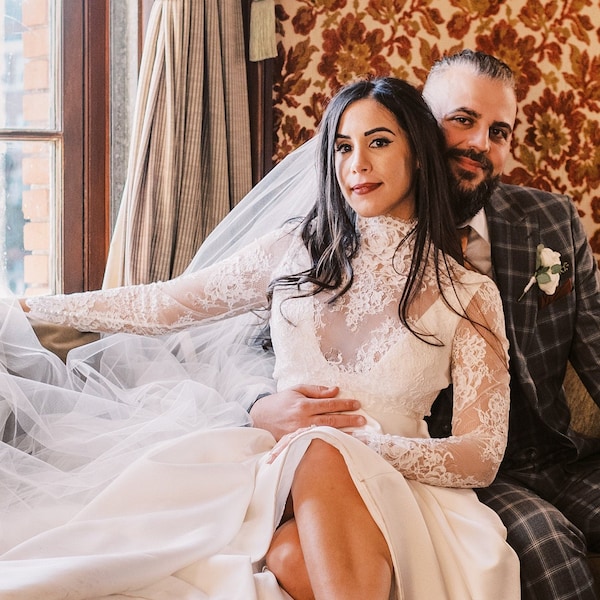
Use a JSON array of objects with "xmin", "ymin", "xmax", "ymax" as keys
[{"xmin": 356, "ymin": 215, "xmax": 417, "ymax": 260}]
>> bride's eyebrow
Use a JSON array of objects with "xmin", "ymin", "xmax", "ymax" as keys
[
  {"xmin": 335, "ymin": 126, "xmax": 396, "ymax": 140},
  {"xmin": 364, "ymin": 127, "xmax": 395, "ymax": 136}
]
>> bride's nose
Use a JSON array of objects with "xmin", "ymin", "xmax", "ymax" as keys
[{"xmin": 351, "ymin": 147, "xmax": 372, "ymax": 173}]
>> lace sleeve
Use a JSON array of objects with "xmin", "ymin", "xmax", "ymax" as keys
[
  {"xmin": 356, "ymin": 279, "xmax": 510, "ymax": 488},
  {"xmin": 26, "ymin": 230, "xmax": 289, "ymax": 335}
]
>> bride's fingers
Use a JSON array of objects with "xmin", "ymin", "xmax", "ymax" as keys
[{"xmin": 266, "ymin": 425, "xmax": 317, "ymax": 464}]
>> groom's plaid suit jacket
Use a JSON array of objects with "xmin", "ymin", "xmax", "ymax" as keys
[{"xmin": 429, "ymin": 182, "xmax": 600, "ymax": 471}]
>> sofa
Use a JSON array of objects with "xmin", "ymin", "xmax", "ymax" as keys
[{"xmin": 27, "ymin": 317, "xmax": 600, "ymax": 590}]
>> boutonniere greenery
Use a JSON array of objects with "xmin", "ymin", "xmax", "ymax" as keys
[{"xmin": 517, "ymin": 244, "xmax": 568, "ymax": 302}]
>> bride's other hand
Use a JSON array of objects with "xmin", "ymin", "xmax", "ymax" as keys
[
  {"xmin": 250, "ymin": 384, "xmax": 365, "ymax": 441},
  {"xmin": 266, "ymin": 425, "xmax": 318, "ymax": 464}
]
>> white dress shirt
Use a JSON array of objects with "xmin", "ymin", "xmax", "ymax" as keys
[{"xmin": 461, "ymin": 208, "xmax": 493, "ymax": 277}]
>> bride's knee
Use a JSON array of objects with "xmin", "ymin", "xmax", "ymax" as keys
[
  {"xmin": 266, "ymin": 519, "xmax": 302, "ymax": 573},
  {"xmin": 266, "ymin": 519, "xmax": 312, "ymax": 599},
  {"xmin": 300, "ymin": 438, "xmax": 344, "ymax": 472}
]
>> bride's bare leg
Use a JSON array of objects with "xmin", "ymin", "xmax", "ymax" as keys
[
  {"xmin": 266, "ymin": 518, "xmax": 313, "ymax": 600},
  {"xmin": 268, "ymin": 438, "xmax": 393, "ymax": 600}
]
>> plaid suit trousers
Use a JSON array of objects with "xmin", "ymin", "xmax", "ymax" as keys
[{"xmin": 477, "ymin": 457, "xmax": 600, "ymax": 600}]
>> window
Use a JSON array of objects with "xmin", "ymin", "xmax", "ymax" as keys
[
  {"xmin": 1, "ymin": 0, "xmax": 58, "ymax": 295},
  {"xmin": 1, "ymin": 0, "xmax": 109, "ymax": 296},
  {"xmin": 2, "ymin": 1, "xmax": 264, "ymax": 295}
]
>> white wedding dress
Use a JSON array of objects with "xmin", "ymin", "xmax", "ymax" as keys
[{"xmin": 0, "ymin": 214, "xmax": 520, "ymax": 599}]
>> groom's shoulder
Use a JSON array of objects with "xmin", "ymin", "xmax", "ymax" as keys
[
  {"xmin": 492, "ymin": 182, "xmax": 573, "ymax": 216},
  {"xmin": 494, "ymin": 182, "xmax": 569, "ymax": 204}
]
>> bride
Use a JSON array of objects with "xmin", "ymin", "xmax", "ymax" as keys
[{"xmin": 1, "ymin": 77, "xmax": 519, "ymax": 599}]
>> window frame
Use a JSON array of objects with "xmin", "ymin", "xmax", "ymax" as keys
[
  {"xmin": 242, "ymin": 0, "xmax": 275, "ymax": 184},
  {"xmin": 64, "ymin": 0, "xmax": 273, "ymax": 291},
  {"xmin": 62, "ymin": 0, "xmax": 109, "ymax": 293}
]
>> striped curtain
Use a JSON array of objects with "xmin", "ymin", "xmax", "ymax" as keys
[{"xmin": 103, "ymin": 0, "xmax": 252, "ymax": 287}]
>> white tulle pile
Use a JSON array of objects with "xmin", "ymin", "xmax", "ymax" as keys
[{"xmin": 0, "ymin": 138, "xmax": 319, "ymax": 553}]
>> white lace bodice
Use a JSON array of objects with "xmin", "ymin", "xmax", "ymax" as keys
[{"xmin": 27, "ymin": 216, "xmax": 510, "ymax": 488}]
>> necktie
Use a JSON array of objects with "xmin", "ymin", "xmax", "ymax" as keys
[
  {"xmin": 457, "ymin": 226, "xmax": 493, "ymax": 276},
  {"xmin": 458, "ymin": 226, "xmax": 474, "ymax": 270}
]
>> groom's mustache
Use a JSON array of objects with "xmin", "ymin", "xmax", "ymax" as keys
[{"xmin": 446, "ymin": 148, "xmax": 494, "ymax": 176}]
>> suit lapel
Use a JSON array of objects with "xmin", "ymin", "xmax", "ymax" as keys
[{"xmin": 486, "ymin": 189, "xmax": 539, "ymax": 359}]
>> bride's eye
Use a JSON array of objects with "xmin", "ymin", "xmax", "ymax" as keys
[
  {"xmin": 335, "ymin": 142, "xmax": 352, "ymax": 154},
  {"xmin": 370, "ymin": 137, "xmax": 392, "ymax": 148}
]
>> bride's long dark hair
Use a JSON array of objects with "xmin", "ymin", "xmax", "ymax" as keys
[{"xmin": 269, "ymin": 77, "xmax": 464, "ymax": 343}]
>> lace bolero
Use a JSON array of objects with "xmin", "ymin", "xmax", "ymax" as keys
[{"xmin": 27, "ymin": 216, "xmax": 510, "ymax": 489}]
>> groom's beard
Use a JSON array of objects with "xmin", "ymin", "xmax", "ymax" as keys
[{"xmin": 446, "ymin": 148, "xmax": 501, "ymax": 224}]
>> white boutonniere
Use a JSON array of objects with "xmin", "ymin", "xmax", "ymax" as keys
[{"xmin": 517, "ymin": 244, "xmax": 568, "ymax": 302}]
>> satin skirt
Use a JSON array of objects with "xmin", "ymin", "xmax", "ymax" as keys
[{"xmin": 0, "ymin": 425, "xmax": 519, "ymax": 600}]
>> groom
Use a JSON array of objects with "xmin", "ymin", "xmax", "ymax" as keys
[{"xmin": 251, "ymin": 50, "xmax": 600, "ymax": 599}]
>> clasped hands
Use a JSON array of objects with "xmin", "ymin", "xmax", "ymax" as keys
[{"xmin": 249, "ymin": 384, "xmax": 367, "ymax": 463}]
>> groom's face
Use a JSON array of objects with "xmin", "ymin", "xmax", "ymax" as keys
[{"xmin": 423, "ymin": 65, "xmax": 517, "ymax": 222}]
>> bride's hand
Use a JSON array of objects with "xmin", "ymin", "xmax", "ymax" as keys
[
  {"xmin": 266, "ymin": 425, "xmax": 317, "ymax": 464},
  {"xmin": 351, "ymin": 430, "xmax": 370, "ymax": 445}
]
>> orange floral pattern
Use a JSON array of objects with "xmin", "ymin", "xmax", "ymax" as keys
[{"xmin": 272, "ymin": 0, "xmax": 600, "ymax": 264}]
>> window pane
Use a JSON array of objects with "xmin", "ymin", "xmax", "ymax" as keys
[
  {"xmin": 1, "ymin": 0, "xmax": 56, "ymax": 130},
  {"xmin": 1, "ymin": 0, "xmax": 59, "ymax": 296},
  {"xmin": 0, "ymin": 139, "xmax": 55, "ymax": 295}
]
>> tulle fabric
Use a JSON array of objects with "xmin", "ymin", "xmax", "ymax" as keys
[
  {"xmin": 0, "ymin": 138, "xmax": 320, "ymax": 552},
  {"xmin": 185, "ymin": 136, "xmax": 318, "ymax": 271}
]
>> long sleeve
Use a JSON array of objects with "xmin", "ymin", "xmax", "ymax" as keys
[
  {"xmin": 26, "ymin": 230, "xmax": 289, "ymax": 335},
  {"xmin": 356, "ymin": 279, "xmax": 510, "ymax": 488}
]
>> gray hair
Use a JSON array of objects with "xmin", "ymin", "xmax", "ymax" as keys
[{"xmin": 426, "ymin": 49, "xmax": 516, "ymax": 90}]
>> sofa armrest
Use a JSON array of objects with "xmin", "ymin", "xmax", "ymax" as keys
[
  {"xmin": 564, "ymin": 362, "xmax": 600, "ymax": 438},
  {"xmin": 28, "ymin": 316, "xmax": 100, "ymax": 363}
]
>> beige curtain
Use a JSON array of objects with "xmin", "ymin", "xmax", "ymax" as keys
[{"xmin": 104, "ymin": 0, "xmax": 252, "ymax": 287}]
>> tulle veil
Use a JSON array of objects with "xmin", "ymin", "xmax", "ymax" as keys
[{"xmin": 0, "ymin": 136, "xmax": 319, "ymax": 552}]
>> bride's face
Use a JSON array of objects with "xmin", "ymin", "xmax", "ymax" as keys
[{"xmin": 334, "ymin": 98, "xmax": 417, "ymax": 220}]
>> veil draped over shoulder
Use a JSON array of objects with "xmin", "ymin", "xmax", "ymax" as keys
[
  {"xmin": 185, "ymin": 136, "xmax": 319, "ymax": 271},
  {"xmin": 0, "ymin": 136, "xmax": 319, "ymax": 552}
]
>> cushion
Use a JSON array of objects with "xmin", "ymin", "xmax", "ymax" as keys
[
  {"xmin": 28, "ymin": 315, "xmax": 100, "ymax": 363},
  {"xmin": 564, "ymin": 362, "xmax": 600, "ymax": 438}
]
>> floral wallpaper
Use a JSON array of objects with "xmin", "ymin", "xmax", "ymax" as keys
[{"xmin": 271, "ymin": 0, "xmax": 600, "ymax": 264}]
